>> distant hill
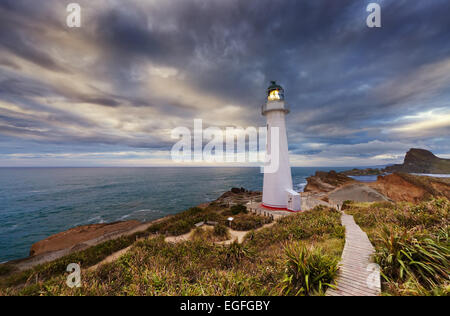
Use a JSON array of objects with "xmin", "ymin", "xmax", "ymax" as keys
[{"xmin": 384, "ymin": 148, "xmax": 450, "ymax": 174}]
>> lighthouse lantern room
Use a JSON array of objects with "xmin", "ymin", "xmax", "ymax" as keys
[{"xmin": 262, "ymin": 81, "xmax": 301, "ymax": 212}]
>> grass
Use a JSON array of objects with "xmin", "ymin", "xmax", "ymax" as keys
[
  {"xmin": 345, "ymin": 198, "xmax": 449, "ymax": 296},
  {"xmin": 230, "ymin": 204, "xmax": 248, "ymax": 215},
  {"xmin": 0, "ymin": 265, "xmax": 14, "ymax": 277},
  {"xmin": 191, "ymin": 226, "xmax": 230, "ymax": 242},
  {"xmin": 279, "ymin": 243, "xmax": 339, "ymax": 296},
  {"xmin": 0, "ymin": 233, "xmax": 142, "ymax": 289},
  {"xmin": 0, "ymin": 204, "xmax": 268, "ymax": 290},
  {"xmin": 0, "ymin": 206, "xmax": 344, "ymax": 296}
]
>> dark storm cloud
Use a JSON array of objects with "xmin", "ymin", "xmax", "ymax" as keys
[
  {"xmin": 0, "ymin": 0, "xmax": 449, "ymax": 165},
  {"xmin": 93, "ymin": 0, "xmax": 450, "ymax": 120},
  {"xmin": 0, "ymin": 2, "xmax": 67, "ymax": 72}
]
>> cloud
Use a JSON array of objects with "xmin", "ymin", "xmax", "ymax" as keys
[{"xmin": 0, "ymin": 0, "xmax": 449, "ymax": 166}]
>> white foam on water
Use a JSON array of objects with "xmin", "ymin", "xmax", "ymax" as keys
[
  {"xmin": 118, "ymin": 214, "xmax": 131, "ymax": 220},
  {"xmin": 412, "ymin": 173, "xmax": 450, "ymax": 178},
  {"xmin": 295, "ymin": 182, "xmax": 308, "ymax": 192},
  {"xmin": 115, "ymin": 209, "xmax": 161, "ymax": 221},
  {"xmin": 87, "ymin": 215, "xmax": 103, "ymax": 223},
  {"xmin": 134, "ymin": 209, "xmax": 154, "ymax": 213}
]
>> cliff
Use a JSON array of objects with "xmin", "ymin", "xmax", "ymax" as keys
[
  {"xmin": 369, "ymin": 173, "xmax": 450, "ymax": 203},
  {"xmin": 29, "ymin": 220, "xmax": 142, "ymax": 257},
  {"xmin": 384, "ymin": 148, "xmax": 450, "ymax": 174},
  {"xmin": 305, "ymin": 170, "xmax": 450, "ymax": 204}
]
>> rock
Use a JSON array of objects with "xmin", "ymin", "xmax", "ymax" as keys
[
  {"xmin": 231, "ymin": 187, "xmax": 247, "ymax": 194},
  {"xmin": 341, "ymin": 168, "xmax": 384, "ymax": 176},
  {"xmin": 304, "ymin": 170, "xmax": 354, "ymax": 193},
  {"xmin": 30, "ymin": 220, "xmax": 141, "ymax": 257},
  {"xmin": 384, "ymin": 148, "xmax": 450, "ymax": 174},
  {"xmin": 231, "ymin": 188, "xmax": 241, "ymax": 194}
]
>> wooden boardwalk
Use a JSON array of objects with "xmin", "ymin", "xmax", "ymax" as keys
[{"xmin": 327, "ymin": 213, "xmax": 381, "ymax": 296}]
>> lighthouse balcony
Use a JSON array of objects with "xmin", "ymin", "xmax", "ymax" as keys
[{"xmin": 261, "ymin": 101, "xmax": 290, "ymax": 115}]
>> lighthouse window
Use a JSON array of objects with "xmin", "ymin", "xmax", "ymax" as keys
[{"xmin": 268, "ymin": 90, "xmax": 281, "ymax": 101}]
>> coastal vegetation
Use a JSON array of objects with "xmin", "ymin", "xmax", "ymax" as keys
[
  {"xmin": 0, "ymin": 202, "xmax": 268, "ymax": 290},
  {"xmin": 279, "ymin": 243, "xmax": 339, "ymax": 296},
  {"xmin": 344, "ymin": 198, "xmax": 450, "ymax": 296},
  {"xmin": 0, "ymin": 206, "xmax": 344, "ymax": 296}
]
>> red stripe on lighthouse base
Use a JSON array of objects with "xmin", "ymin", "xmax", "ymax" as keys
[{"xmin": 261, "ymin": 203, "xmax": 302, "ymax": 213}]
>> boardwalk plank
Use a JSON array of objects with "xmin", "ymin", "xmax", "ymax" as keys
[{"xmin": 326, "ymin": 213, "xmax": 381, "ymax": 297}]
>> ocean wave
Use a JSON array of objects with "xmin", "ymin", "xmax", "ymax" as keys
[
  {"xmin": 411, "ymin": 173, "xmax": 450, "ymax": 178},
  {"xmin": 87, "ymin": 216, "xmax": 104, "ymax": 224},
  {"xmin": 115, "ymin": 209, "xmax": 161, "ymax": 221},
  {"xmin": 295, "ymin": 182, "xmax": 308, "ymax": 192},
  {"xmin": 0, "ymin": 224, "xmax": 18, "ymax": 234}
]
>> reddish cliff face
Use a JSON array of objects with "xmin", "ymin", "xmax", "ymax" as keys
[
  {"xmin": 304, "ymin": 170, "xmax": 450, "ymax": 204},
  {"xmin": 30, "ymin": 220, "xmax": 141, "ymax": 257},
  {"xmin": 369, "ymin": 173, "xmax": 450, "ymax": 203}
]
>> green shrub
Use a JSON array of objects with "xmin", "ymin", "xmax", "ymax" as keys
[
  {"xmin": 221, "ymin": 241, "xmax": 254, "ymax": 268},
  {"xmin": 232, "ymin": 214, "xmax": 267, "ymax": 231},
  {"xmin": 214, "ymin": 224, "xmax": 229, "ymax": 238},
  {"xmin": 279, "ymin": 243, "xmax": 339, "ymax": 296},
  {"xmin": 231, "ymin": 204, "xmax": 248, "ymax": 215},
  {"xmin": 146, "ymin": 207, "xmax": 223, "ymax": 236},
  {"xmin": 0, "ymin": 265, "xmax": 14, "ymax": 277}
]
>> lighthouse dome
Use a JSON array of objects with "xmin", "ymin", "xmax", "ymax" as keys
[{"xmin": 267, "ymin": 81, "xmax": 284, "ymax": 101}]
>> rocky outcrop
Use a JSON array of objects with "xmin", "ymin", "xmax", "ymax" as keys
[
  {"xmin": 30, "ymin": 220, "xmax": 142, "ymax": 257},
  {"xmin": 384, "ymin": 148, "xmax": 450, "ymax": 174},
  {"xmin": 341, "ymin": 168, "xmax": 384, "ymax": 176},
  {"xmin": 304, "ymin": 170, "xmax": 354, "ymax": 193}
]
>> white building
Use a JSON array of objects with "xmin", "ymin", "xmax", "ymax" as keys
[{"xmin": 262, "ymin": 81, "xmax": 301, "ymax": 212}]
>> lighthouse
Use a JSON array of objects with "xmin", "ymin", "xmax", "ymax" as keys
[{"xmin": 262, "ymin": 81, "xmax": 301, "ymax": 212}]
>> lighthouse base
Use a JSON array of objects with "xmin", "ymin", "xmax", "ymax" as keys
[{"xmin": 261, "ymin": 189, "xmax": 302, "ymax": 212}]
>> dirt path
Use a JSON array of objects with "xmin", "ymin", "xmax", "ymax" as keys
[
  {"xmin": 218, "ymin": 222, "xmax": 276, "ymax": 245},
  {"xmin": 88, "ymin": 245, "xmax": 133, "ymax": 271},
  {"xmin": 91, "ymin": 222, "xmax": 277, "ymax": 271}
]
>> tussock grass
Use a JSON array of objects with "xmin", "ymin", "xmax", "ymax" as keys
[
  {"xmin": 346, "ymin": 198, "xmax": 449, "ymax": 296},
  {"xmin": 279, "ymin": 243, "xmax": 339, "ymax": 296}
]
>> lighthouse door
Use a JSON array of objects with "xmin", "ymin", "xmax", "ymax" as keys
[{"xmin": 286, "ymin": 189, "xmax": 301, "ymax": 212}]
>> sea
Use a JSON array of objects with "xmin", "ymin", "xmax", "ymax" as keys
[{"xmin": 0, "ymin": 166, "xmax": 371, "ymax": 262}]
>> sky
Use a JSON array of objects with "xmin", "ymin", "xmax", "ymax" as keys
[{"xmin": 0, "ymin": 0, "xmax": 449, "ymax": 167}]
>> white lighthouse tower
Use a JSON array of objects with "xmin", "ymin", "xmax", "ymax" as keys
[{"xmin": 262, "ymin": 81, "xmax": 301, "ymax": 212}]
